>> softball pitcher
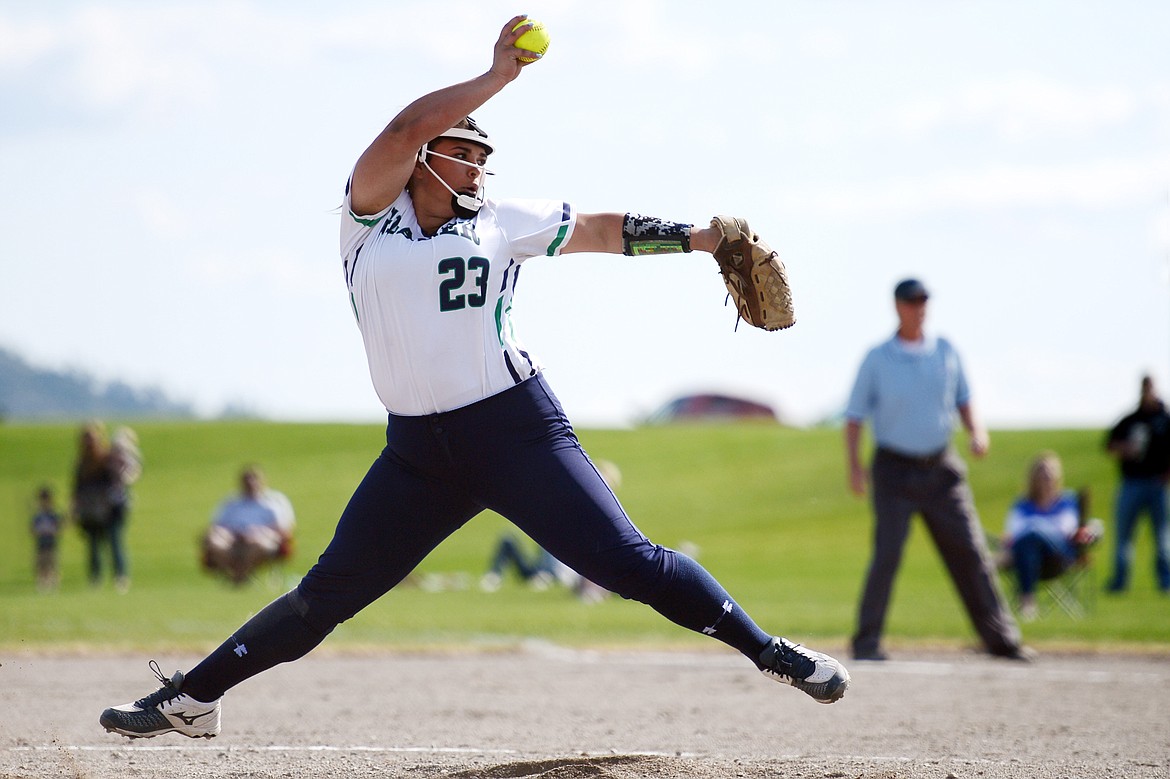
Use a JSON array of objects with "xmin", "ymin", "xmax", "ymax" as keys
[{"xmin": 100, "ymin": 15, "xmax": 848, "ymax": 741}]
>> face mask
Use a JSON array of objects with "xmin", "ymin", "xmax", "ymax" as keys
[{"xmin": 417, "ymin": 148, "xmax": 494, "ymax": 217}]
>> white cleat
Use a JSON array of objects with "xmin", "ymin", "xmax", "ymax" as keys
[
  {"xmin": 759, "ymin": 636, "xmax": 850, "ymax": 704},
  {"xmin": 100, "ymin": 661, "xmax": 221, "ymax": 739}
]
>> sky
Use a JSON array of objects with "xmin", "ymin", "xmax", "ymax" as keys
[{"xmin": 2, "ymin": 0, "xmax": 1169, "ymax": 430}]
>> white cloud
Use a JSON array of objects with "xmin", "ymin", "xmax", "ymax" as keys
[
  {"xmin": 578, "ymin": 2, "xmax": 715, "ymax": 74},
  {"xmin": 0, "ymin": 2, "xmax": 465, "ymax": 127},
  {"xmin": 3, "ymin": 0, "xmax": 1169, "ymax": 427},
  {"xmin": 135, "ymin": 189, "xmax": 191, "ymax": 239},
  {"xmin": 185, "ymin": 247, "xmax": 327, "ymax": 296},
  {"xmin": 778, "ymin": 154, "xmax": 1170, "ymax": 218},
  {"xmin": 0, "ymin": 6, "xmax": 219, "ymax": 118},
  {"xmin": 796, "ymin": 28, "xmax": 851, "ymax": 60},
  {"xmin": 1152, "ymin": 203, "xmax": 1170, "ymax": 276},
  {"xmin": 893, "ymin": 75, "xmax": 1139, "ymax": 142},
  {"xmin": 0, "ymin": 16, "xmax": 58, "ymax": 70}
]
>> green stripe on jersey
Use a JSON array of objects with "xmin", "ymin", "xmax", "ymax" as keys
[
  {"xmin": 494, "ymin": 297, "xmax": 505, "ymax": 346},
  {"xmin": 546, "ymin": 223, "xmax": 569, "ymax": 256},
  {"xmin": 352, "ymin": 213, "xmax": 380, "ymax": 227}
]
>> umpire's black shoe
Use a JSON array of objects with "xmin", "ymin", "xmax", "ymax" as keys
[
  {"xmin": 100, "ymin": 661, "xmax": 221, "ymax": 739},
  {"xmin": 852, "ymin": 648, "xmax": 889, "ymax": 662},
  {"xmin": 990, "ymin": 644, "xmax": 1038, "ymax": 663},
  {"xmin": 759, "ymin": 637, "xmax": 850, "ymax": 704}
]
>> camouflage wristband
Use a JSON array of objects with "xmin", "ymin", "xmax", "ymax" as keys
[{"xmin": 621, "ymin": 213, "xmax": 693, "ymax": 256}]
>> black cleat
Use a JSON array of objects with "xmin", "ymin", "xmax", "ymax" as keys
[
  {"xmin": 759, "ymin": 637, "xmax": 850, "ymax": 704},
  {"xmin": 100, "ymin": 660, "xmax": 221, "ymax": 739}
]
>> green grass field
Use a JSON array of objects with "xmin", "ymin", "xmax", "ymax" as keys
[{"xmin": 2, "ymin": 421, "xmax": 1167, "ymax": 654}]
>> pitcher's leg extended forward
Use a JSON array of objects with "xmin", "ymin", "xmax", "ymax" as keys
[{"xmin": 100, "ymin": 446, "xmax": 481, "ymax": 738}]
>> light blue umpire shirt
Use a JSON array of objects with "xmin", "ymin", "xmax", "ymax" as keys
[{"xmin": 844, "ymin": 333, "xmax": 971, "ymax": 457}]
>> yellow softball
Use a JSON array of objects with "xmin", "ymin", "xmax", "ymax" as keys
[{"xmin": 512, "ymin": 19, "xmax": 550, "ymax": 63}]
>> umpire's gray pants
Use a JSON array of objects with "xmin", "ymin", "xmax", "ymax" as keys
[{"xmin": 852, "ymin": 447, "xmax": 1021, "ymax": 656}]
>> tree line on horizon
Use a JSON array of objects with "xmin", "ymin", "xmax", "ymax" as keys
[{"xmin": 0, "ymin": 345, "xmax": 195, "ymax": 422}]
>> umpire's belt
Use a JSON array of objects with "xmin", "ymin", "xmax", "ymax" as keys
[{"xmin": 876, "ymin": 446, "xmax": 947, "ymax": 468}]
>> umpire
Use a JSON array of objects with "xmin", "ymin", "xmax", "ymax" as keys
[{"xmin": 843, "ymin": 278, "xmax": 1031, "ymax": 662}]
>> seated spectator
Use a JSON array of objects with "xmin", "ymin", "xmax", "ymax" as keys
[
  {"xmin": 1000, "ymin": 452, "xmax": 1082, "ymax": 620},
  {"xmin": 479, "ymin": 533, "xmax": 612, "ymax": 603},
  {"xmin": 480, "ymin": 534, "xmax": 576, "ymax": 592},
  {"xmin": 479, "ymin": 459, "xmax": 622, "ymax": 602},
  {"xmin": 202, "ymin": 466, "xmax": 295, "ymax": 585}
]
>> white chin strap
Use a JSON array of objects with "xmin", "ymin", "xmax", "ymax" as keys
[{"xmin": 419, "ymin": 149, "xmax": 493, "ymax": 213}]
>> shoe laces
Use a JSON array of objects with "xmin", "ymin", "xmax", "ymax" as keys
[
  {"xmin": 133, "ymin": 660, "xmax": 184, "ymax": 709},
  {"xmin": 765, "ymin": 639, "xmax": 817, "ymax": 681}
]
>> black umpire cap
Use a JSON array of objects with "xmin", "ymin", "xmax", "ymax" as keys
[{"xmin": 894, "ymin": 278, "xmax": 929, "ymax": 301}]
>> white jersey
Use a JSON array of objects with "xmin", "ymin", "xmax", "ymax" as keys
[{"xmin": 341, "ymin": 183, "xmax": 577, "ymax": 415}]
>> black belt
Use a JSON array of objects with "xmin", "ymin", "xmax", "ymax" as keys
[{"xmin": 877, "ymin": 446, "xmax": 947, "ymax": 468}]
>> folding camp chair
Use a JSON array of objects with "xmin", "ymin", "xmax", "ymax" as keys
[
  {"xmin": 995, "ymin": 488, "xmax": 1102, "ymax": 620},
  {"xmin": 1035, "ymin": 489, "xmax": 1102, "ymax": 619}
]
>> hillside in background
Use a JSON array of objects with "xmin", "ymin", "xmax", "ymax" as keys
[{"xmin": 0, "ymin": 345, "xmax": 195, "ymax": 421}]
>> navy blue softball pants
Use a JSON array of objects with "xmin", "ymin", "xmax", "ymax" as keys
[{"xmin": 184, "ymin": 375, "xmax": 771, "ymax": 701}]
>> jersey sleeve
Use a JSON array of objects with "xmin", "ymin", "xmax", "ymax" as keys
[
  {"xmin": 1003, "ymin": 501, "xmax": 1026, "ymax": 540},
  {"xmin": 492, "ymin": 199, "xmax": 576, "ymax": 260},
  {"xmin": 844, "ymin": 348, "xmax": 878, "ymax": 422},
  {"xmin": 340, "ymin": 172, "xmax": 395, "ymax": 261},
  {"xmin": 1106, "ymin": 414, "xmax": 1132, "ymax": 446},
  {"xmin": 940, "ymin": 338, "xmax": 972, "ymax": 408}
]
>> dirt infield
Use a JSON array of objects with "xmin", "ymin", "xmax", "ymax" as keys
[{"xmin": 2, "ymin": 644, "xmax": 1167, "ymax": 779}]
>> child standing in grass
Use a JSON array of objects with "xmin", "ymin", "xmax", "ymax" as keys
[{"xmin": 31, "ymin": 485, "xmax": 63, "ymax": 592}]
